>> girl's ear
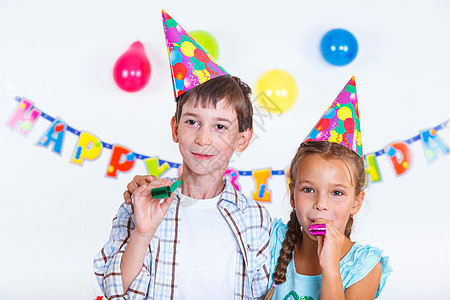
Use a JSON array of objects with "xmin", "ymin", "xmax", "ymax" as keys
[
  {"xmin": 235, "ymin": 128, "xmax": 253, "ymax": 152},
  {"xmin": 289, "ymin": 183, "xmax": 295, "ymax": 209},
  {"xmin": 351, "ymin": 190, "xmax": 365, "ymax": 215},
  {"xmin": 171, "ymin": 116, "xmax": 179, "ymax": 143}
]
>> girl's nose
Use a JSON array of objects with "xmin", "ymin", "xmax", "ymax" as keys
[{"xmin": 313, "ymin": 194, "xmax": 329, "ymax": 211}]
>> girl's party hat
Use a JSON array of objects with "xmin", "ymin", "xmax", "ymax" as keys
[
  {"xmin": 162, "ymin": 10, "xmax": 229, "ymax": 100},
  {"xmin": 303, "ymin": 77, "xmax": 363, "ymax": 157}
]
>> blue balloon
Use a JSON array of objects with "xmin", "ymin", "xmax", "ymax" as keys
[{"xmin": 320, "ymin": 29, "xmax": 358, "ymax": 66}]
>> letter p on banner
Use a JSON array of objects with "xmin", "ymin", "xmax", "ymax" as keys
[
  {"xmin": 106, "ymin": 145, "xmax": 136, "ymax": 178},
  {"xmin": 71, "ymin": 132, "xmax": 103, "ymax": 165}
]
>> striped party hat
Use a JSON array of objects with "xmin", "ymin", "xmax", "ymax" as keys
[
  {"xmin": 303, "ymin": 76, "xmax": 363, "ymax": 157},
  {"xmin": 162, "ymin": 10, "xmax": 228, "ymax": 100}
]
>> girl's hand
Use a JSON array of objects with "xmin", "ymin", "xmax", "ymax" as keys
[
  {"xmin": 123, "ymin": 175, "xmax": 156, "ymax": 204},
  {"xmin": 315, "ymin": 219, "xmax": 345, "ymax": 272},
  {"xmin": 132, "ymin": 178, "xmax": 176, "ymax": 238}
]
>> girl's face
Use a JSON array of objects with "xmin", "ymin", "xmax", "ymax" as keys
[{"xmin": 290, "ymin": 153, "xmax": 364, "ymax": 239}]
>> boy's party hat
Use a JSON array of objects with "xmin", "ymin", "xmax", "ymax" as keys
[
  {"xmin": 303, "ymin": 76, "xmax": 363, "ymax": 157},
  {"xmin": 162, "ymin": 10, "xmax": 229, "ymax": 100}
]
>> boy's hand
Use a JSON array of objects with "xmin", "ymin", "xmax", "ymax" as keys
[
  {"xmin": 123, "ymin": 175, "xmax": 156, "ymax": 204},
  {"xmin": 315, "ymin": 219, "xmax": 344, "ymax": 273},
  {"xmin": 132, "ymin": 178, "xmax": 176, "ymax": 237}
]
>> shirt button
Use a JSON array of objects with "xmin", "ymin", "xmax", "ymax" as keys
[
  {"xmin": 170, "ymin": 207, "xmax": 176, "ymax": 214},
  {"xmin": 165, "ymin": 288, "xmax": 171, "ymax": 295}
]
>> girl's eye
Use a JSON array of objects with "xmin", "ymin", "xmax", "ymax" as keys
[
  {"xmin": 302, "ymin": 187, "xmax": 314, "ymax": 193},
  {"xmin": 332, "ymin": 190, "xmax": 344, "ymax": 196}
]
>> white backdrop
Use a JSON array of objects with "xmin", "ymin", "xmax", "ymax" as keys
[{"xmin": 1, "ymin": 0, "xmax": 450, "ymax": 299}]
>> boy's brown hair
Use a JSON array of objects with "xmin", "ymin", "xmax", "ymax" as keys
[{"xmin": 174, "ymin": 75, "xmax": 253, "ymax": 132}]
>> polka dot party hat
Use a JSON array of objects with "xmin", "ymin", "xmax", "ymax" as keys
[
  {"xmin": 303, "ymin": 76, "xmax": 363, "ymax": 157},
  {"xmin": 162, "ymin": 10, "xmax": 229, "ymax": 100}
]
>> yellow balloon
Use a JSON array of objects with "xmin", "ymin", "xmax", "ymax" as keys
[{"xmin": 255, "ymin": 69, "xmax": 298, "ymax": 114}]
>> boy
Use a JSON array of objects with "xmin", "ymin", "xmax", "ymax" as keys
[{"xmin": 93, "ymin": 11, "xmax": 271, "ymax": 299}]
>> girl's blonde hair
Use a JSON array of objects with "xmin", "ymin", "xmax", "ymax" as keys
[{"xmin": 263, "ymin": 141, "xmax": 366, "ymax": 300}]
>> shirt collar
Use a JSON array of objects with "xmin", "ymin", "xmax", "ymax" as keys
[
  {"xmin": 219, "ymin": 178, "xmax": 247, "ymax": 212},
  {"xmin": 171, "ymin": 177, "xmax": 248, "ymax": 212}
]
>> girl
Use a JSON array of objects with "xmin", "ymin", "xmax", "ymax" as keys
[{"xmin": 264, "ymin": 140, "xmax": 392, "ymax": 300}]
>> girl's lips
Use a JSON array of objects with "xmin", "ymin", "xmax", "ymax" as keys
[
  {"xmin": 192, "ymin": 152, "xmax": 214, "ymax": 160},
  {"xmin": 309, "ymin": 218, "xmax": 327, "ymax": 223}
]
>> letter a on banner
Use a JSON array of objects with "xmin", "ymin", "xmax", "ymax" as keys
[
  {"xmin": 420, "ymin": 129, "xmax": 450, "ymax": 163},
  {"xmin": 36, "ymin": 118, "xmax": 67, "ymax": 155}
]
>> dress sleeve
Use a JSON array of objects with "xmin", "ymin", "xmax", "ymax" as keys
[
  {"xmin": 267, "ymin": 219, "xmax": 288, "ymax": 290},
  {"xmin": 340, "ymin": 243, "xmax": 393, "ymax": 299},
  {"xmin": 93, "ymin": 202, "xmax": 152, "ymax": 299}
]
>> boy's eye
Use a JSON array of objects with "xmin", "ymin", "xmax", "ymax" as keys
[
  {"xmin": 215, "ymin": 124, "xmax": 227, "ymax": 130},
  {"xmin": 186, "ymin": 120, "xmax": 198, "ymax": 125}
]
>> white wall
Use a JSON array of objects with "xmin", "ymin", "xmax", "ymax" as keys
[{"xmin": 1, "ymin": 0, "xmax": 449, "ymax": 299}]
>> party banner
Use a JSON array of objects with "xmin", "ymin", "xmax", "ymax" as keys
[{"xmin": 6, "ymin": 97, "xmax": 450, "ymax": 202}]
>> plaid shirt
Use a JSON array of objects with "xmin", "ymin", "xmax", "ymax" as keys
[{"xmin": 94, "ymin": 179, "xmax": 271, "ymax": 299}]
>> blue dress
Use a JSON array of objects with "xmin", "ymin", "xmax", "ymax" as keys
[{"xmin": 268, "ymin": 219, "xmax": 392, "ymax": 300}]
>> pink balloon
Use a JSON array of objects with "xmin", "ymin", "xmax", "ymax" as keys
[{"xmin": 113, "ymin": 41, "xmax": 151, "ymax": 92}]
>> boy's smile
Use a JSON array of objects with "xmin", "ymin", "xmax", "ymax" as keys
[{"xmin": 192, "ymin": 153, "xmax": 214, "ymax": 160}]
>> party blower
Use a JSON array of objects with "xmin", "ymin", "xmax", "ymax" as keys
[{"xmin": 151, "ymin": 180, "xmax": 181, "ymax": 199}]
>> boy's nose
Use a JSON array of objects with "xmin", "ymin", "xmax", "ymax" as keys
[{"xmin": 195, "ymin": 127, "xmax": 212, "ymax": 146}]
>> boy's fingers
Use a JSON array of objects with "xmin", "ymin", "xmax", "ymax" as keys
[
  {"xmin": 134, "ymin": 175, "xmax": 149, "ymax": 187},
  {"xmin": 133, "ymin": 185, "xmax": 148, "ymax": 198},
  {"xmin": 123, "ymin": 190, "xmax": 132, "ymax": 204},
  {"xmin": 127, "ymin": 181, "xmax": 137, "ymax": 194},
  {"xmin": 160, "ymin": 193, "xmax": 175, "ymax": 213},
  {"xmin": 146, "ymin": 175, "xmax": 156, "ymax": 183}
]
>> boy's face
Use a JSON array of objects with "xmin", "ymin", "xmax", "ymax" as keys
[{"xmin": 171, "ymin": 99, "xmax": 252, "ymax": 179}]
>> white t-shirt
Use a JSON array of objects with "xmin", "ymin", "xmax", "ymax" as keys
[{"xmin": 175, "ymin": 193, "xmax": 237, "ymax": 299}]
